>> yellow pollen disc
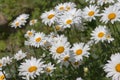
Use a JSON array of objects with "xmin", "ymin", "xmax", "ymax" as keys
[
  {"xmin": 66, "ymin": 6, "xmax": 70, "ymax": 11},
  {"xmin": 98, "ymin": 32, "xmax": 105, "ymax": 38},
  {"xmin": 63, "ymin": 56, "xmax": 69, "ymax": 61},
  {"xmin": 76, "ymin": 49, "xmax": 83, "ymax": 55},
  {"xmin": 28, "ymin": 66, "xmax": 37, "ymax": 72},
  {"xmin": 108, "ymin": 13, "xmax": 116, "ymax": 20},
  {"xmin": 48, "ymin": 14, "xmax": 55, "ymax": 19},
  {"xmin": 88, "ymin": 11, "xmax": 95, "ymax": 16},
  {"xmin": 106, "ymin": 35, "xmax": 111, "ymax": 39},
  {"xmin": 56, "ymin": 46, "xmax": 65, "ymax": 54},
  {"xmin": 74, "ymin": 62, "xmax": 79, "ymax": 65},
  {"xmin": 66, "ymin": 19, "xmax": 72, "ymax": 24},
  {"xmin": 59, "ymin": 6, "xmax": 64, "ymax": 10},
  {"xmin": 15, "ymin": 22, "xmax": 19, "ymax": 26},
  {"xmin": 31, "ymin": 20, "xmax": 35, "ymax": 24},
  {"xmin": 115, "ymin": 63, "xmax": 120, "ymax": 72},
  {"xmin": 35, "ymin": 37, "xmax": 41, "ymax": 42},
  {"xmin": 21, "ymin": 18, "xmax": 25, "ymax": 21},
  {"xmin": 28, "ymin": 32, "xmax": 33, "ymax": 36},
  {"xmin": 46, "ymin": 67, "xmax": 51, "ymax": 72},
  {"xmin": 55, "ymin": 25, "xmax": 61, "ymax": 30},
  {"xmin": 0, "ymin": 75, "xmax": 5, "ymax": 80}
]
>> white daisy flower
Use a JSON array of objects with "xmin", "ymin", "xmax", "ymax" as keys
[
  {"xmin": 1, "ymin": 56, "xmax": 12, "ymax": 66},
  {"xmin": 47, "ymin": 34, "xmax": 68, "ymax": 46},
  {"xmin": 97, "ymin": 0, "xmax": 114, "ymax": 6},
  {"xmin": 82, "ymin": 5, "xmax": 99, "ymax": 21},
  {"xmin": 24, "ymin": 29, "xmax": 35, "ymax": 38},
  {"xmin": 11, "ymin": 19, "xmax": 23, "ymax": 28},
  {"xmin": 51, "ymin": 34, "xmax": 68, "ymax": 44},
  {"xmin": 44, "ymin": 34, "xmax": 68, "ymax": 48},
  {"xmin": 58, "ymin": 14, "xmax": 74, "ymax": 28},
  {"xmin": 91, "ymin": 25, "xmax": 107, "ymax": 43},
  {"xmin": 50, "ymin": 40, "xmax": 70, "ymax": 59},
  {"xmin": 100, "ymin": 6, "xmax": 120, "ymax": 24},
  {"xmin": 41, "ymin": 10, "xmax": 57, "ymax": 26},
  {"xmin": 57, "ymin": 51, "xmax": 74, "ymax": 67},
  {"xmin": 104, "ymin": 53, "xmax": 120, "ymax": 80},
  {"xmin": 0, "ymin": 71, "xmax": 6, "ymax": 80},
  {"xmin": 71, "ymin": 42, "xmax": 90, "ymax": 60},
  {"xmin": 54, "ymin": 24, "xmax": 64, "ymax": 31},
  {"xmin": 42, "ymin": 39, "xmax": 52, "ymax": 49},
  {"xmin": 29, "ymin": 19, "xmax": 37, "ymax": 26},
  {"xmin": 76, "ymin": 77, "xmax": 83, "ymax": 80},
  {"xmin": 45, "ymin": 32, "xmax": 57, "ymax": 46},
  {"xmin": 17, "ymin": 14, "xmax": 29, "ymax": 23},
  {"xmin": 64, "ymin": 2, "xmax": 76, "ymax": 11},
  {"xmin": 44, "ymin": 62, "xmax": 56, "ymax": 76},
  {"xmin": 19, "ymin": 57, "xmax": 44, "ymax": 80},
  {"xmin": 65, "ymin": 8, "xmax": 82, "ymax": 24},
  {"xmin": 55, "ymin": 3, "xmax": 66, "ymax": 12},
  {"xmin": 11, "ymin": 14, "xmax": 29, "ymax": 28},
  {"xmin": 14, "ymin": 50, "xmax": 26, "ymax": 61},
  {"xmin": 72, "ymin": 60, "xmax": 82, "ymax": 68},
  {"xmin": 105, "ymin": 32, "xmax": 114, "ymax": 43},
  {"xmin": 29, "ymin": 32, "xmax": 45, "ymax": 48}
]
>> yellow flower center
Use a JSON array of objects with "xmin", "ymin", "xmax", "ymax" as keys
[
  {"xmin": 46, "ymin": 67, "xmax": 51, "ymax": 72},
  {"xmin": 48, "ymin": 14, "xmax": 55, "ymax": 19},
  {"xmin": 88, "ymin": 11, "xmax": 95, "ymax": 16},
  {"xmin": 28, "ymin": 32, "xmax": 33, "ymax": 36},
  {"xmin": 0, "ymin": 75, "xmax": 5, "ymax": 80},
  {"xmin": 66, "ymin": 19, "xmax": 72, "ymax": 24},
  {"xmin": 28, "ymin": 66, "xmax": 37, "ymax": 72},
  {"xmin": 21, "ymin": 18, "xmax": 25, "ymax": 21},
  {"xmin": 98, "ymin": 32, "xmax": 105, "ymax": 38},
  {"xmin": 66, "ymin": 6, "xmax": 70, "ymax": 11},
  {"xmin": 15, "ymin": 22, "xmax": 19, "ymax": 26},
  {"xmin": 63, "ymin": 56, "xmax": 69, "ymax": 61},
  {"xmin": 74, "ymin": 62, "xmax": 79, "ymax": 65},
  {"xmin": 106, "ymin": 34, "xmax": 111, "ymax": 39},
  {"xmin": 76, "ymin": 49, "xmax": 83, "ymax": 55},
  {"xmin": 59, "ymin": 6, "xmax": 64, "ymax": 10},
  {"xmin": 108, "ymin": 13, "xmax": 116, "ymax": 20},
  {"xmin": 31, "ymin": 20, "xmax": 35, "ymax": 24},
  {"xmin": 56, "ymin": 46, "xmax": 65, "ymax": 54},
  {"xmin": 55, "ymin": 25, "xmax": 61, "ymax": 30},
  {"xmin": 35, "ymin": 37, "xmax": 41, "ymax": 42},
  {"xmin": 115, "ymin": 63, "xmax": 120, "ymax": 72}
]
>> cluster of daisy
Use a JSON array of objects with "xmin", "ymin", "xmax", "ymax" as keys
[
  {"xmin": 91, "ymin": 25, "xmax": 114, "ymax": 43},
  {"xmin": 0, "ymin": 50, "xmax": 56, "ymax": 80},
  {"xmin": 24, "ymin": 30, "xmax": 90, "ymax": 70},
  {"xmin": 83, "ymin": 0, "xmax": 120, "ymax": 24},
  {"xmin": 41, "ymin": 2, "xmax": 84, "ymax": 31},
  {"xmin": 19, "ymin": 57, "xmax": 56, "ymax": 80},
  {"xmin": 86, "ymin": 0, "xmax": 114, "ymax": 6},
  {"xmin": 11, "ymin": 14, "xmax": 29, "ymax": 28},
  {"xmin": 40, "ymin": 0, "xmax": 120, "ymax": 32}
]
